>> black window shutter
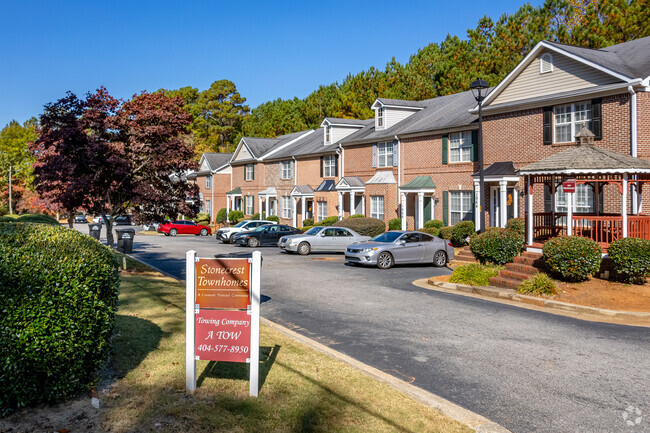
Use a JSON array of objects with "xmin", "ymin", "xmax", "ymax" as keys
[
  {"xmin": 442, "ymin": 191, "xmax": 449, "ymax": 226},
  {"xmin": 320, "ymin": 156, "xmax": 324, "ymax": 177},
  {"xmin": 442, "ymin": 135, "xmax": 448, "ymax": 165},
  {"xmin": 334, "ymin": 154, "xmax": 339, "ymax": 177},
  {"xmin": 252, "ymin": 165, "xmax": 255, "ymax": 180},
  {"xmin": 543, "ymin": 106, "xmax": 553, "ymax": 145},
  {"xmin": 372, "ymin": 143, "xmax": 377, "ymax": 168},
  {"xmin": 591, "ymin": 98, "xmax": 602, "ymax": 140},
  {"xmin": 471, "ymin": 130, "xmax": 478, "ymax": 162}
]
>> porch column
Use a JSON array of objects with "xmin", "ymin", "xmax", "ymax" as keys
[
  {"xmin": 338, "ymin": 192, "xmax": 343, "ymax": 220},
  {"xmin": 258, "ymin": 196, "xmax": 263, "ymax": 217},
  {"xmin": 401, "ymin": 192, "xmax": 407, "ymax": 230},
  {"xmin": 622, "ymin": 174, "xmax": 628, "ymax": 238},
  {"xmin": 301, "ymin": 197, "xmax": 306, "ymax": 224},
  {"xmin": 349, "ymin": 192, "xmax": 355, "ymax": 216},
  {"xmin": 499, "ymin": 180, "xmax": 508, "ymax": 228},
  {"xmin": 566, "ymin": 192, "xmax": 573, "ymax": 236},
  {"xmin": 361, "ymin": 195, "xmax": 365, "ymax": 216},
  {"xmin": 265, "ymin": 196, "xmax": 270, "ymax": 216},
  {"xmin": 417, "ymin": 192, "xmax": 424, "ymax": 229},
  {"xmin": 551, "ymin": 178, "xmax": 556, "ymax": 227},
  {"xmin": 513, "ymin": 188, "xmax": 519, "ymax": 218},
  {"xmin": 432, "ymin": 194, "xmax": 436, "ymax": 220},
  {"xmin": 226, "ymin": 196, "xmax": 231, "ymax": 214},
  {"xmin": 292, "ymin": 198, "xmax": 297, "ymax": 228},
  {"xmin": 526, "ymin": 176, "xmax": 533, "ymax": 246},
  {"xmin": 474, "ymin": 180, "xmax": 481, "ymax": 232}
]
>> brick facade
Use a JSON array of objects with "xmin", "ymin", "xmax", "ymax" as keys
[{"xmin": 193, "ymin": 171, "xmax": 231, "ymax": 222}]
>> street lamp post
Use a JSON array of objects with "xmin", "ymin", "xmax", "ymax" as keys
[
  {"xmin": 8, "ymin": 165, "xmax": 12, "ymax": 215},
  {"xmin": 471, "ymin": 78, "xmax": 489, "ymax": 233}
]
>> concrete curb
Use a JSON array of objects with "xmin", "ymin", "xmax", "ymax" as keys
[
  {"xmin": 262, "ymin": 318, "xmax": 511, "ymax": 433},
  {"xmin": 421, "ymin": 278, "xmax": 650, "ymax": 326}
]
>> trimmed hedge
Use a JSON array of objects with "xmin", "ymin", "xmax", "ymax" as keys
[
  {"xmin": 316, "ymin": 216, "xmax": 339, "ymax": 226},
  {"xmin": 505, "ymin": 218, "xmax": 525, "ymax": 236},
  {"xmin": 337, "ymin": 217, "xmax": 386, "ymax": 238},
  {"xmin": 388, "ymin": 218, "xmax": 401, "ymax": 230},
  {"xmin": 302, "ymin": 218, "xmax": 314, "ymax": 227},
  {"xmin": 348, "ymin": 214, "xmax": 364, "ymax": 218},
  {"xmin": 267, "ymin": 215, "xmax": 279, "ymax": 223},
  {"xmin": 194, "ymin": 212, "xmax": 210, "ymax": 223},
  {"xmin": 215, "ymin": 208, "xmax": 227, "ymax": 224},
  {"xmin": 228, "ymin": 210, "xmax": 244, "ymax": 223},
  {"xmin": 0, "ymin": 213, "xmax": 60, "ymax": 226},
  {"xmin": 542, "ymin": 236, "xmax": 602, "ymax": 282},
  {"xmin": 607, "ymin": 237, "xmax": 650, "ymax": 284},
  {"xmin": 470, "ymin": 228, "xmax": 524, "ymax": 265},
  {"xmin": 450, "ymin": 263, "xmax": 503, "ymax": 286},
  {"xmin": 424, "ymin": 219, "xmax": 444, "ymax": 229},
  {"xmin": 250, "ymin": 213, "xmax": 260, "ymax": 220},
  {"xmin": 418, "ymin": 227, "xmax": 440, "ymax": 237},
  {"xmin": 518, "ymin": 273, "xmax": 557, "ymax": 295},
  {"xmin": 452, "ymin": 221, "xmax": 475, "ymax": 246},
  {"xmin": 0, "ymin": 223, "xmax": 120, "ymax": 416},
  {"xmin": 439, "ymin": 226, "xmax": 453, "ymax": 240}
]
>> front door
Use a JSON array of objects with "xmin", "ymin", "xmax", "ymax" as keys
[
  {"xmin": 423, "ymin": 196, "xmax": 432, "ymax": 222},
  {"xmin": 491, "ymin": 187, "xmax": 516, "ymax": 227}
]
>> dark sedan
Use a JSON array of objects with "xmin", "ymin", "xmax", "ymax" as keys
[{"xmin": 233, "ymin": 224, "xmax": 302, "ymax": 247}]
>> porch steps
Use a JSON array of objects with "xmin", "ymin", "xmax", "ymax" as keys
[
  {"xmin": 489, "ymin": 252, "xmax": 544, "ymax": 290},
  {"xmin": 448, "ymin": 246, "xmax": 478, "ymax": 267}
]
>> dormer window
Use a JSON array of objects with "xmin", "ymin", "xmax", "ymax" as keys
[
  {"xmin": 325, "ymin": 125, "xmax": 331, "ymax": 144},
  {"xmin": 377, "ymin": 107, "xmax": 384, "ymax": 128},
  {"xmin": 540, "ymin": 53, "xmax": 553, "ymax": 74}
]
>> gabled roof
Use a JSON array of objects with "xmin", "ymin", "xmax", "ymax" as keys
[
  {"xmin": 321, "ymin": 117, "xmax": 371, "ymax": 127},
  {"xmin": 316, "ymin": 180, "xmax": 336, "ymax": 192},
  {"xmin": 227, "ymin": 186, "xmax": 242, "ymax": 195},
  {"xmin": 518, "ymin": 145, "xmax": 650, "ymax": 175},
  {"xmin": 372, "ymin": 98, "xmax": 428, "ymax": 109},
  {"xmin": 266, "ymin": 130, "xmax": 327, "ymax": 160},
  {"xmin": 202, "ymin": 153, "xmax": 233, "ymax": 171},
  {"xmin": 291, "ymin": 185, "xmax": 315, "ymax": 195},
  {"xmin": 336, "ymin": 176, "xmax": 365, "ymax": 189},
  {"xmin": 232, "ymin": 130, "xmax": 313, "ymax": 163},
  {"xmin": 259, "ymin": 187, "xmax": 277, "ymax": 196},
  {"xmin": 399, "ymin": 176, "xmax": 435, "ymax": 189},
  {"xmin": 342, "ymin": 91, "xmax": 478, "ymax": 146},
  {"xmin": 472, "ymin": 161, "xmax": 517, "ymax": 177}
]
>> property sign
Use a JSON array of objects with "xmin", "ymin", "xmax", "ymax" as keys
[
  {"xmin": 195, "ymin": 258, "xmax": 250, "ymax": 309},
  {"xmin": 562, "ymin": 179, "xmax": 576, "ymax": 193},
  {"xmin": 195, "ymin": 310, "xmax": 252, "ymax": 363}
]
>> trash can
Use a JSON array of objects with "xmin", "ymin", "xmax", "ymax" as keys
[
  {"xmin": 88, "ymin": 223, "xmax": 102, "ymax": 241},
  {"xmin": 115, "ymin": 228, "xmax": 136, "ymax": 254}
]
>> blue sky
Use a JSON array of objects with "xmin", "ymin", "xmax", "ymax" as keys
[{"xmin": 1, "ymin": 0, "xmax": 542, "ymax": 128}]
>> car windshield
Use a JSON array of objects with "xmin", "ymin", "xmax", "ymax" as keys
[
  {"xmin": 305, "ymin": 227, "xmax": 324, "ymax": 235},
  {"xmin": 233, "ymin": 221, "xmax": 247, "ymax": 228},
  {"xmin": 371, "ymin": 232, "xmax": 402, "ymax": 243},
  {"xmin": 253, "ymin": 225, "xmax": 272, "ymax": 232}
]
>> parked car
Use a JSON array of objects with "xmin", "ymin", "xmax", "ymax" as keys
[
  {"xmin": 92, "ymin": 215, "xmax": 110, "ymax": 224},
  {"xmin": 114, "ymin": 215, "xmax": 133, "ymax": 225},
  {"xmin": 232, "ymin": 224, "xmax": 302, "ymax": 247},
  {"xmin": 344, "ymin": 230, "xmax": 454, "ymax": 269},
  {"xmin": 278, "ymin": 226, "xmax": 371, "ymax": 255},
  {"xmin": 157, "ymin": 220, "xmax": 211, "ymax": 236},
  {"xmin": 216, "ymin": 220, "xmax": 277, "ymax": 243},
  {"xmin": 74, "ymin": 214, "xmax": 88, "ymax": 223}
]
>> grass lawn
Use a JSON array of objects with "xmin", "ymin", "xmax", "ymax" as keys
[{"xmin": 104, "ymin": 257, "xmax": 472, "ymax": 432}]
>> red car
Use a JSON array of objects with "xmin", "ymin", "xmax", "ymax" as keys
[{"xmin": 157, "ymin": 220, "xmax": 211, "ymax": 236}]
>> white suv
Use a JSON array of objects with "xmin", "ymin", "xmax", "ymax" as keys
[{"xmin": 216, "ymin": 220, "xmax": 277, "ymax": 243}]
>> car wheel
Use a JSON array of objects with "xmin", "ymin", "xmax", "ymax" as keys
[
  {"xmin": 170, "ymin": 228, "xmax": 177, "ymax": 237},
  {"xmin": 297, "ymin": 242, "xmax": 311, "ymax": 255},
  {"xmin": 433, "ymin": 250, "xmax": 447, "ymax": 267},
  {"xmin": 227, "ymin": 234, "xmax": 235, "ymax": 244},
  {"xmin": 376, "ymin": 252, "xmax": 394, "ymax": 269},
  {"xmin": 247, "ymin": 237, "xmax": 260, "ymax": 248},
  {"xmin": 200, "ymin": 228, "xmax": 208, "ymax": 236}
]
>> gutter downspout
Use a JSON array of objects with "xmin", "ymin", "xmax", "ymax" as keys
[
  {"xmin": 628, "ymin": 85, "xmax": 639, "ymax": 214},
  {"xmin": 395, "ymin": 135, "xmax": 402, "ymax": 226},
  {"xmin": 211, "ymin": 170, "xmax": 215, "ymax": 223}
]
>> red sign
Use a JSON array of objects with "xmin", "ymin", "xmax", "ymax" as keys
[
  {"xmin": 195, "ymin": 258, "xmax": 250, "ymax": 309},
  {"xmin": 195, "ymin": 310, "xmax": 251, "ymax": 362},
  {"xmin": 562, "ymin": 179, "xmax": 576, "ymax": 194}
]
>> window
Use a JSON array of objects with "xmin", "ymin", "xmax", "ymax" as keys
[
  {"xmin": 205, "ymin": 175, "xmax": 212, "ymax": 189},
  {"xmin": 371, "ymin": 196, "xmax": 384, "ymax": 220},
  {"xmin": 245, "ymin": 164, "xmax": 254, "ymax": 181},
  {"xmin": 555, "ymin": 184, "xmax": 595, "ymax": 214},
  {"xmin": 450, "ymin": 191, "xmax": 473, "ymax": 225},
  {"xmin": 554, "ymin": 102, "xmax": 592, "ymax": 143},
  {"xmin": 325, "ymin": 125, "xmax": 331, "ymax": 143},
  {"xmin": 449, "ymin": 132, "xmax": 472, "ymax": 163},
  {"xmin": 282, "ymin": 196, "xmax": 293, "ymax": 219},
  {"xmin": 204, "ymin": 199, "xmax": 211, "ymax": 215},
  {"xmin": 540, "ymin": 53, "xmax": 553, "ymax": 74},
  {"xmin": 281, "ymin": 160, "xmax": 293, "ymax": 179},
  {"xmin": 317, "ymin": 201, "xmax": 327, "ymax": 222},
  {"xmin": 323, "ymin": 155, "xmax": 336, "ymax": 177},
  {"xmin": 377, "ymin": 142, "xmax": 393, "ymax": 167},
  {"xmin": 245, "ymin": 196, "xmax": 254, "ymax": 215},
  {"xmin": 377, "ymin": 107, "xmax": 384, "ymax": 128}
]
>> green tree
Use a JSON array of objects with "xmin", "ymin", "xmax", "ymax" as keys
[{"xmin": 0, "ymin": 118, "xmax": 38, "ymax": 213}]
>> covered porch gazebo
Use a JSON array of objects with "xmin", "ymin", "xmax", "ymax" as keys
[{"xmin": 518, "ymin": 134, "xmax": 650, "ymax": 252}]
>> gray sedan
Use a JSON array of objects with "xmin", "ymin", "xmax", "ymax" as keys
[
  {"xmin": 278, "ymin": 226, "xmax": 371, "ymax": 255},
  {"xmin": 344, "ymin": 230, "xmax": 454, "ymax": 269}
]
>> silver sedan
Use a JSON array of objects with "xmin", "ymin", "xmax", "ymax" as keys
[
  {"xmin": 278, "ymin": 226, "xmax": 371, "ymax": 255},
  {"xmin": 344, "ymin": 230, "xmax": 454, "ymax": 269}
]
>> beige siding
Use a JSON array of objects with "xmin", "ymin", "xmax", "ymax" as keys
[
  {"xmin": 199, "ymin": 159, "xmax": 210, "ymax": 171},
  {"xmin": 331, "ymin": 125, "xmax": 361, "ymax": 143},
  {"xmin": 492, "ymin": 50, "xmax": 621, "ymax": 105},
  {"xmin": 384, "ymin": 107, "xmax": 418, "ymax": 129},
  {"xmin": 233, "ymin": 146, "xmax": 252, "ymax": 162}
]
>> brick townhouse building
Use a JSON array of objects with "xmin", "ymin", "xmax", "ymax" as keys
[{"xmin": 186, "ymin": 152, "xmax": 232, "ymax": 223}]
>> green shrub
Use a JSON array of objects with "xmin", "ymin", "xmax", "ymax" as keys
[
  {"xmin": 301, "ymin": 225, "xmax": 314, "ymax": 231},
  {"xmin": 470, "ymin": 228, "xmax": 524, "ymax": 265},
  {"xmin": 194, "ymin": 212, "xmax": 210, "ymax": 223},
  {"xmin": 0, "ymin": 223, "xmax": 120, "ymax": 416},
  {"xmin": 518, "ymin": 273, "xmax": 557, "ymax": 295},
  {"xmin": 452, "ymin": 221, "xmax": 475, "ymax": 246},
  {"xmin": 250, "ymin": 212, "xmax": 260, "ymax": 220},
  {"xmin": 418, "ymin": 227, "xmax": 440, "ymax": 237},
  {"xmin": 197, "ymin": 221, "xmax": 209, "ymax": 226},
  {"xmin": 439, "ymin": 226, "xmax": 453, "ymax": 240},
  {"xmin": 449, "ymin": 263, "xmax": 504, "ymax": 286},
  {"xmin": 505, "ymin": 217, "xmax": 525, "ymax": 236},
  {"xmin": 0, "ymin": 213, "xmax": 60, "ymax": 226},
  {"xmin": 317, "ymin": 216, "xmax": 339, "ymax": 226},
  {"xmin": 388, "ymin": 218, "xmax": 401, "ymax": 230},
  {"xmin": 267, "ymin": 215, "xmax": 279, "ymax": 223},
  {"xmin": 348, "ymin": 214, "xmax": 364, "ymax": 218},
  {"xmin": 215, "ymin": 208, "xmax": 227, "ymax": 224},
  {"xmin": 228, "ymin": 210, "xmax": 244, "ymax": 224},
  {"xmin": 337, "ymin": 217, "xmax": 386, "ymax": 238},
  {"xmin": 542, "ymin": 236, "xmax": 602, "ymax": 282},
  {"xmin": 607, "ymin": 237, "xmax": 650, "ymax": 284},
  {"xmin": 302, "ymin": 218, "xmax": 314, "ymax": 227},
  {"xmin": 424, "ymin": 219, "xmax": 444, "ymax": 229}
]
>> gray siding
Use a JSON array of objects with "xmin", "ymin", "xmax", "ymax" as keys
[
  {"xmin": 383, "ymin": 107, "xmax": 418, "ymax": 129},
  {"xmin": 492, "ymin": 50, "xmax": 621, "ymax": 105},
  {"xmin": 331, "ymin": 125, "xmax": 360, "ymax": 143},
  {"xmin": 234, "ymin": 146, "xmax": 253, "ymax": 161}
]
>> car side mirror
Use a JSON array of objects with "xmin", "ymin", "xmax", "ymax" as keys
[{"xmin": 398, "ymin": 240, "xmax": 406, "ymax": 245}]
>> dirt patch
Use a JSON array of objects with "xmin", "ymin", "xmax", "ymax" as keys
[{"xmin": 554, "ymin": 277, "xmax": 650, "ymax": 312}]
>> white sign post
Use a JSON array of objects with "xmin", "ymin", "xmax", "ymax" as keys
[{"xmin": 186, "ymin": 250, "xmax": 197, "ymax": 393}]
